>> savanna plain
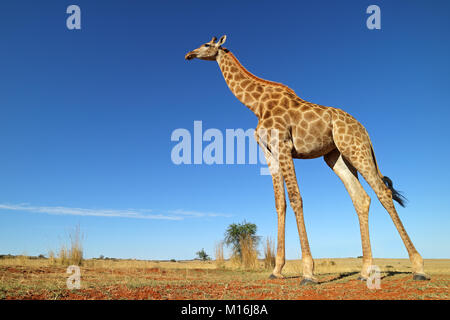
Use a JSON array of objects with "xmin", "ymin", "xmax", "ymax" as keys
[{"xmin": 1, "ymin": 255, "xmax": 449, "ymax": 300}]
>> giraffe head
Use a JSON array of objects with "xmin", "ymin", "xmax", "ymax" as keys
[{"xmin": 185, "ymin": 35, "xmax": 227, "ymax": 61}]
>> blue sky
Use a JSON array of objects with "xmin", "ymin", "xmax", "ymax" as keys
[{"xmin": 0, "ymin": 0, "xmax": 449, "ymax": 260}]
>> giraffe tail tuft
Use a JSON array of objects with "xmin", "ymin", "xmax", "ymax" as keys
[{"xmin": 382, "ymin": 176, "xmax": 407, "ymax": 207}]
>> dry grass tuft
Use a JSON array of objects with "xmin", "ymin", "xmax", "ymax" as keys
[
  {"xmin": 58, "ymin": 246, "xmax": 69, "ymax": 265},
  {"xmin": 319, "ymin": 260, "xmax": 336, "ymax": 267},
  {"xmin": 239, "ymin": 235, "xmax": 258, "ymax": 270},
  {"xmin": 214, "ymin": 242, "xmax": 225, "ymax": 269},
  {"xmin": 68, "ymin": 225, "xmax": 83, "ymax": 266},
  {"xmin": 47, "ymin": 225, "xmax": 84, "ymax": 266},
  {"xmin": 263, "ymin": 237, "xmax": 276, "ymax": 270},
  {"xmin": 16, "ymin": 254, "xmax": 29, "ymax": 265},
  {"xmin": 48, "ymin": 250, "xmax": 56, "ymax": 265},
  {"xmin": 229, "ymin": 253, "xmax": 242, "ymax": 269}
]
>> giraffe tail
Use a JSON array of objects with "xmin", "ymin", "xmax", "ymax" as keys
[
  {"xmin": 370, "ymin": 143, "xmax": 407, "ymax": 207},
  {"xmin": 382, "ymin": 176, "xmax": 407, "ymax": 207}
]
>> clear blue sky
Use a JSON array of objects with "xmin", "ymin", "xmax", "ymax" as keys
[{"xmin": 1, "ymin": 0, "xmax": 449, "ymax": 260}]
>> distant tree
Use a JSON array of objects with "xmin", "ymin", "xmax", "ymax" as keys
[
  {"xmin": 224, "ymin": 221, "xmax": 260, "ymax": 258},
  {"xmin": 99, "ymin": 254, "xmax": 105, "ymax": 260},
  {"xmin": 196, "ymin": 248, "xmax": 210, "ymax": 261}
]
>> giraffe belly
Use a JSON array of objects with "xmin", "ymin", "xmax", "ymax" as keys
[{"xmin": 292, "ymin": 138, "xmax": 336, "ymax": 159}]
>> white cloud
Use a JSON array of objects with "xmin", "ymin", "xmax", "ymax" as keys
[
  {"xmin": 0, "ymin": 203, "xmax": 233, "ymax": 220},
  {"xmin": 168, "ymin": 209, "xmax": 233, "ymax": 218},
  {"xmin": 0, "ymin": 203, "xmax": 181, "ymax": 220}
]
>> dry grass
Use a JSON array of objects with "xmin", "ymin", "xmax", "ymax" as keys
[
  {"xmin": 279, "ymin": 258, "xmax": 450, "ymax": 277},
  {"xmin": 47, "ymin": 225, "xmax": 84, "ymax": 266},
  {"xmin": 68, "ymin": 225, "xmax": 83, "ymax": 266},
  {"xmin": 48, "ymin": 250, "xmax": 56, "ymax": 265},
  {"xmin": 214, "ymin": 242, "xmax": 225, "ymax": 269},
  {"xmin": 263, "ymin": 237, "xmax": 276, "ymax": 270},
  {"xmin": 2, "ymin": 253, "xmax": 448, "ymax": 278},
  {"xmin": 238, "ymin": 235, "xmax": 258, "ymax": 270},
  {"xmin": 1, "ymin": 256, "xmax": 449, "ymax": 274},
  {"xmin": 58, "ymin": 246, "xmax": 69, "ymax": 265},
  {"xmin": 83, "ymin": 259, "xmax": 218, "ymax": 270},
  {"xmin": 16, "ymin": 255, "xmax": 30, "ymax": 265}
]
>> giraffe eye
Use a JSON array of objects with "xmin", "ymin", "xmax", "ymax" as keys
[{"xmin": 204, "ymin": 44, "xmax": 210, "ymax": 47}]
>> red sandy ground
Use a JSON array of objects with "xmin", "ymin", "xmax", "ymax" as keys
[{"xmin": 2, "ymin": 266, "xmax": 449, "ymax": 300}]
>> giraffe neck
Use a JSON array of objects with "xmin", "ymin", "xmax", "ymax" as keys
[{"xmin": 216, "ymin": 50, "xmax": 296, "ymax": 118}]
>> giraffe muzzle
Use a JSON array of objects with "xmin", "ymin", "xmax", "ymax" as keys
[{"xmin": 185, "ymin": 52, "xmax": 196, "ymax": 60}]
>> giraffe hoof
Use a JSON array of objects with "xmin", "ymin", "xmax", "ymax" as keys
[
  {"xmin": 357, "ymin": 276, "xmax": 368, "ymax": 281},
  {"xmin": 269, "ymin": 274, "xmax": 284, "ymax": 279},
  {"xmin": 300, "ymin": 277, "xmax": 318, "ymax": 286},
  {"xmin": 413, "ymin": 273, "xmax": 430, "ymax": 281}
]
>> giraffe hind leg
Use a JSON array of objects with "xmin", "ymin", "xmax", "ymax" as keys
[
  {"xmin": 324, "ymin": 149, "xmax": 373, "ymax": 279},
  {"xmin": 362, "ymin": 171, "xmax": 429, "ymax": 279},
  {"xmin": 332, "ymin": 122, "xmax": 429, "ymax": 280}
]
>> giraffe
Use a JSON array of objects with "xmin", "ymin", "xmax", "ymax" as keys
[{"xmin": 185, "ymin": 36, "xmax": 430, "ymax": 284}]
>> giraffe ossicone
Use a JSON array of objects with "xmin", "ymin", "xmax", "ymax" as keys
[{"xmin": 185, "ymin": 35, "xmax": 430, "ymax": 284}]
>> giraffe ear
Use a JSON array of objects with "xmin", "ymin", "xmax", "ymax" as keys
[{"xmin": 216, "ymin": 35, "xmax": 227, "ymax": 46}]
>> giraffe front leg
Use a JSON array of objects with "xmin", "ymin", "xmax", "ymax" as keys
[
  {"xmin": 257, "ymin": 130, "xmax": 286, "ymax": 279},
  {"xmin": 269, "ymin": 168, "xmax": 286, "ymax": 279},
  {"xmin": 277, "ymin": 141, "xmax": 317, "ymax": 285}
]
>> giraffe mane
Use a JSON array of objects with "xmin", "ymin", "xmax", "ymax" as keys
[{"xmin": 224, "ymin": 51, "xmax": 297, "ymax": 95}]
